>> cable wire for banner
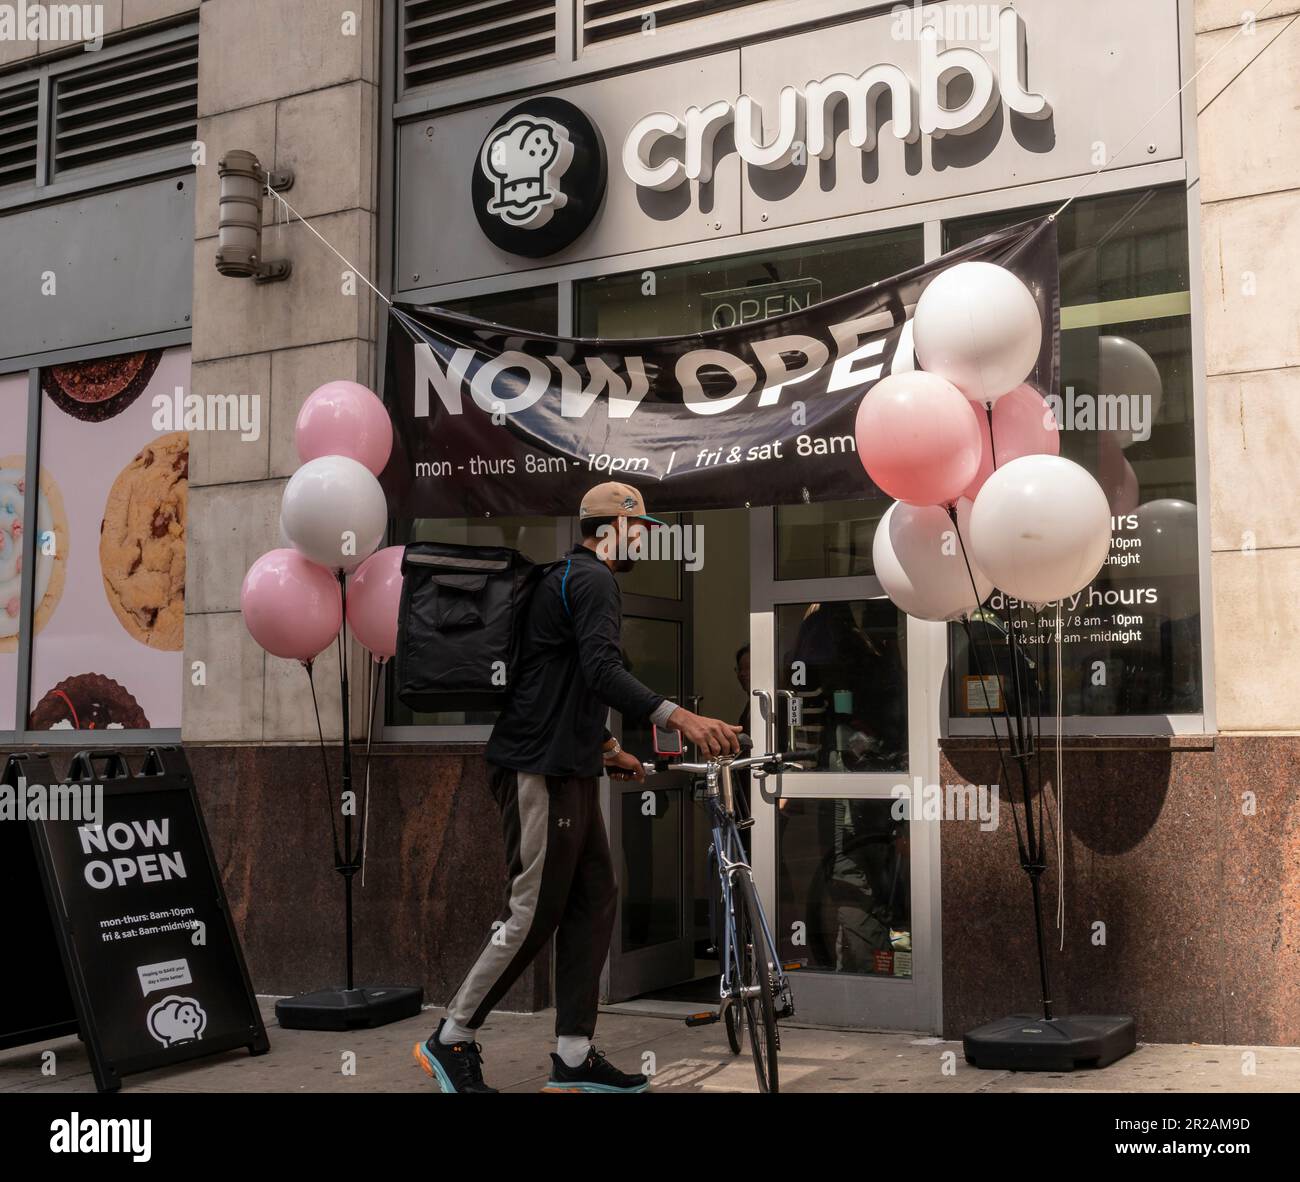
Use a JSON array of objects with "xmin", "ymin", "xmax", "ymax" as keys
[
  {"xmin": 264, "ymin": 183, "xmax": 393, "ymax": 307},
  {"xmin": 1049, "ymin": 0, "xmax": 1283, "ymax": 222},
  {"xmin": 305, "ymin": 659, "xmax": 343, "ymax": 867}
]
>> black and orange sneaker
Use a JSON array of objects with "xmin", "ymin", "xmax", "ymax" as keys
[
  {"xmin": 412, "ymin": 1019, "xmax": 498, "ymax": 1094},
  {"xmin": 543, "ymin": 1048, "xmax": 649, "ymax": 1093}
]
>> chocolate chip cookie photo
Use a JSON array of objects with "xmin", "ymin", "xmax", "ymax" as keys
[
  {"xmin": 99, "ymin": 431, "xmax": 188, "ymax": 651},
  {"xmin": 41, "ymin": 349, "xmax": 162, "ymax": 423},
  {"xmin": 28, "ymin": 671, "xmax": 151, "ymax": 731},
  {"xmin": 0, "ymin": 456, "xmax": 68, "ymax": 653}
]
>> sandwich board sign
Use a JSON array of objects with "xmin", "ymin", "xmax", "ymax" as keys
[{"xmin": 0, "ymin": 746, "xmax": 268, "ymax": 1091}]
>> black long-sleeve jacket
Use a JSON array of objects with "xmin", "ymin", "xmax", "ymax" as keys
[{"xmin": 485, "ymin": 544, "xmax": 665, "ymax": 778}]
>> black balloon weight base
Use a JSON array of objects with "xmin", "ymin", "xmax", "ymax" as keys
[
  {"xmin": 963, "ymin": 1013, "xmax": 1136, "ymax": 1071},
  {"xmin": 275, "ymin": 985, "xmax": 424, "ymax": 1032}
]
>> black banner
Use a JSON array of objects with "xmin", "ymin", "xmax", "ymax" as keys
[{"xmin": 382, "ymin": 218, "xmax": 1059, "ymax": 519}]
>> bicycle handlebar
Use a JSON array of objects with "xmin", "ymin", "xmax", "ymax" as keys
[{"xmin": 641, "ymin": 748, "xmax": 820, "ymax": 777}]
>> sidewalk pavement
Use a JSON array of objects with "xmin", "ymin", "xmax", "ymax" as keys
[{"xmin": 3, "ymin": 1000, "xmax": 1298, "ymax": 1093}]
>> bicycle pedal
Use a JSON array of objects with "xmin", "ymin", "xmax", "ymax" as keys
[
  {"xmin": 684, "ymin": 1011, "xmax": 721, "ymax": 1027},
  {"xmin": 735, "ymin": 818, "xmax": 755, "ymax": 830}
]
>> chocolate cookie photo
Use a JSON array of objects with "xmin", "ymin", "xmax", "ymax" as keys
[
  {"xmin": 29, "ymin": 672, "xmax": 151, "ymax": 730},
  {"xmin": 99, "ymin": 431, "xmax": 188, "ymax": 651},
  {"xmin": 0, "ymin": 456, "xmax": 68, "ymax": 653},
  {"xmin": 41, "ymin": 350, "xmax": 162, "ymax": 423}
]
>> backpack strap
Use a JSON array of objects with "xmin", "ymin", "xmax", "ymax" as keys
[{"xmin": 560, "ymin": 557, "xmax": 573, "ymax": 619}]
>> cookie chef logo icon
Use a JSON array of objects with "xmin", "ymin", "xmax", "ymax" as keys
[
  {"xmin": 147, "ymin": 994, "xmax": 207, "ymax": 1046},
  {"xmin": 472, "ymin": 97, "xmax": 607, "ymax": 259},
  {"xmin": 481, "ymin": 115, "xmax": 573, "ymax": 229}
]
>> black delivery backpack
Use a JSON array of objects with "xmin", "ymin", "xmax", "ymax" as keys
[{"xmin": 395, "ymin": 541, "xmax": 559, "ymax": 712}]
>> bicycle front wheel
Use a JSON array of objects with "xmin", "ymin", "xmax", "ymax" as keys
[{"xmin": 731, "ymin": 868, "xmax": 779, "ymax": 1093}]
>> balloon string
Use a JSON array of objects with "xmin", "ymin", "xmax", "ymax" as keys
[
  {"xmin": 306, "ymin": 659, "xmax": 343, "ymax": 867},
  {"xmin": 358, "ymin": 656, "xmax": 383, "ymax": 886},
  {"xmin": 1056, "ymin": 601, "xmax": 1065, "ymax": 948},
  {"xmin": 948, "ymin": 505, "xmax": 1029, "ymax": 865}
]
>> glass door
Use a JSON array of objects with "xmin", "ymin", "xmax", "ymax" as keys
[
  {"xmin": 749, "ymin": 503, "xmax": 945, "ymax": 1032},
  {"xmin": 600, "ymin": 523, "xmax": 695, "ymax": 1002}
]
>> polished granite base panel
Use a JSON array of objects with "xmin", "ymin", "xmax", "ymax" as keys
[
  {"xmin": 185, "ymin": 744, "xmax": 549, "ymax": 1022},
  {"xmin": 939, "ymin": 735, "xmax": 1300, "ymax": 1046},
  {"xmin": 40, "ymin": 735, "xmax": 1292, "ymax": 1043}
]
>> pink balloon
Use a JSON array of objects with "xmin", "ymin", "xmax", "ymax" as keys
[
  {"xmin": 347, "ymin": 546, "xmax": 405, "ymax": 660},
  {"xmin": 241, "ymin": 548, "xmax": 342, "ymax": 662},
  {"xmin": 855, "ymin": 372, "xmax": 982, "ymax": 506},
  {"xmin": 295, "ymin": 381, "xmax": 394, "ymax": 476},
  {"xmin": 962, "ymin": 384, "xmax": 1061, "ymax": 501}
]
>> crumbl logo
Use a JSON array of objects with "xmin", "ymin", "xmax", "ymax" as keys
[
  {"xmin": 480, "ymin": 114, "xmax": 574, "ymax": 230},
  {"xmin": 0, "ymin": 2, "xmax": 104, "ymax": 51},
  {"xmin": 622, "ymin": 3, "xmax": 1049, "ymax": 191},
  {"xmin": 49, "ymin": 1112, "xmax": 151, "ymax": 1163}
]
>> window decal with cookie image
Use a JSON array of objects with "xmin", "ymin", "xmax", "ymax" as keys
[
  {"xmin": 100, "ymin": 431, "xmax": 188, "ymax": 652},
  {"xmin": 1, "ymin": 458, "xmax": 69, "ymax": 653},
  {"xmin": 28, "ymin": 347, "xmax": 191, "ymax": 732}
]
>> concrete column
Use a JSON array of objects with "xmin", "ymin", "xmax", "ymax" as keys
[
  {"xmin": 1195, "ymin": 1, "xmax": 1300, "ymax": 731},
  {"xmin": 186, "ymin": 0, "xmax": 381, "ymax": 742}
]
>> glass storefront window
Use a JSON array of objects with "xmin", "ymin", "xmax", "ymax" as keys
[
  {"xmin": 437, "ymin": 285, "xmax": 559, "ymax": 334},
  {"xmin": 576, "ymin": 226, "xmax": 924, "ymax": 337},
  {"xmin": 775, "ymin": 599, "xmax": 907, "ymax": 773},
  {"xmin": 774, "ymin": 499, "xmax": 887, "ymax": 581},
  {"xmin": 574, "ymin": 229, "xmax": 925, "ymax": 585},
  {"xmin": 944, "ymin": 185, "xmax": 1202, "ymax": 718},
  {"xmin": 778, "ymin": 798, "xmax": 911, "ymax": 978}
]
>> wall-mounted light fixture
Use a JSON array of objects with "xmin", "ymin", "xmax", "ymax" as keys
[{"xmin": 215, "ymin": 150, "xmax": 295, "ymax": 284}]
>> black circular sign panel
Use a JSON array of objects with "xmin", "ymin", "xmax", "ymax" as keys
[{"xmin": 472, "ymin": 97, "xmax": 607, "ymax": 259}]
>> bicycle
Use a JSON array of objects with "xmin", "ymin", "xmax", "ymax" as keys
[{"xmin": 642, "ymin": 733, "xmax": 817, "ymax": 1093}]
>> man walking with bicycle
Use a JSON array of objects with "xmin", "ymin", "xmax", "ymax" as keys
[{"xmin": 414, "ymin": 482, "xmax": 741, "ymax": 1093}]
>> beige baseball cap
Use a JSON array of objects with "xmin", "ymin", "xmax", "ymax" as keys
[{"xmin": 578, "ymin": 481, "xmax": 665, "ymax": 525}]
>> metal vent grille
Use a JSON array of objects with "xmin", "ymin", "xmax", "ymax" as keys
[
  {"xmin": 402, "ymin": 0, "xmax": 557, "ymax": 92},
  {"xmin": 583, "ymin": 0, "xmax": 768, "ymax": 45},
  {"xmin": 51, "ymin": 33, "xmax": 198, "ymax": 176},
  {"xmin": 0, "ymin": 79, "xmax": 40, "ymax": 189}
]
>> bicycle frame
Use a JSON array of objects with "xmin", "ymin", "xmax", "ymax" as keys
[{"xmin": 703, "ymin": 761, "xmax": 793, "ymax": 1022}]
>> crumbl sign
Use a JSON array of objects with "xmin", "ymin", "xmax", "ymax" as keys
[{"xmin": 622, "ymin": 3, "xmax": 1050, "ymax": 191}]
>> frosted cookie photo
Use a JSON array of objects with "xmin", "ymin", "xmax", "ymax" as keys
[
  {"xmin": 100, "ymin": 431, "xmax": 188, "ymax": 651},
  {"xmin": 0, "ymin": 457, "xmax": 68, "ymax": 652}
]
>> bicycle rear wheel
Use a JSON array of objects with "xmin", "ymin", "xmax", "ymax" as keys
[{"xmin": 731, "ymin": 868, "xmax": 779, "ymax": 1092}]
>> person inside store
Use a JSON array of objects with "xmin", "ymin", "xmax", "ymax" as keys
[{"xmin": 414, "ymin": 481, "xmax": 743, "ymax": 1094}]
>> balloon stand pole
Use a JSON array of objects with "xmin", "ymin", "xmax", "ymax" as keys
[
  {"xmin": 274, "ymin": 572, "xmax": 424, "ymax": 1033},
  {"xmin": 960, "ymin": 596, "xmax": 1136, "ymax": 1072}
]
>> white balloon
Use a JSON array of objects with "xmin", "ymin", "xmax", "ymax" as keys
[
  {"xmin": 873, "ymin": 498, "xmax": 992, "ymax": 621},
  {"xmin": 969, "ymin": 455, "xmax": 1112, "ymax": 605},
  {"xmin": 281, "ymin": 455, "xmax": 388, "ymax": 572},
  {"xmin": 913, "ymin": 261, "xmax": 1043, "ymax": 404},
  {"xmin": 890, "ymin": 317, "xmax": 917, "ymax": 375},
  {"xmin": 1099, "ymin": 335, "xmax": 1163, "ymax": 449}
]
